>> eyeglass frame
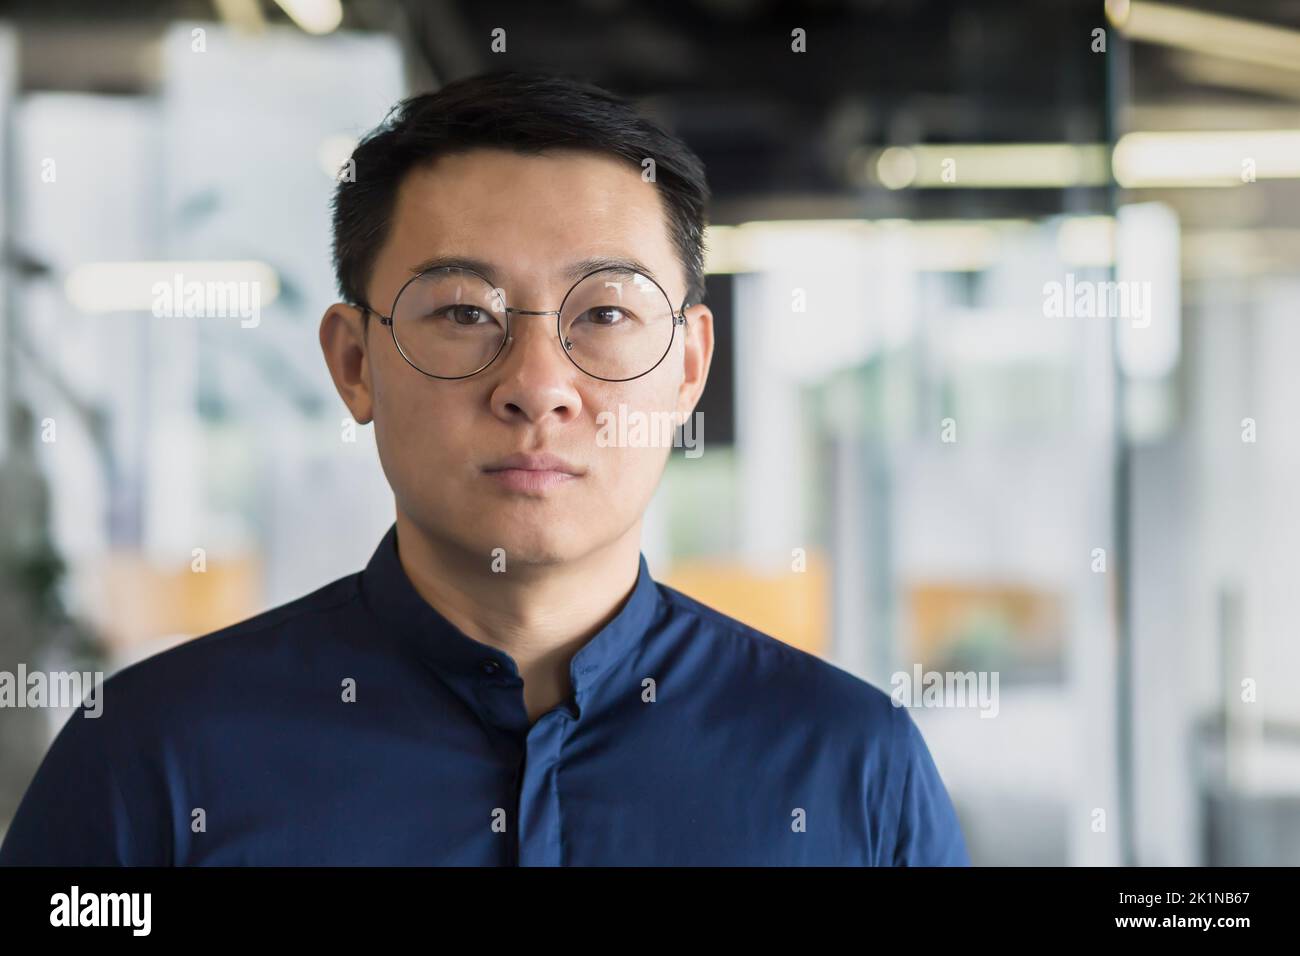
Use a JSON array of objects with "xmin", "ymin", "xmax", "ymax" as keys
[{"xmin": 353, "ymin": 264, "xmax": 692, "ymax": 383}]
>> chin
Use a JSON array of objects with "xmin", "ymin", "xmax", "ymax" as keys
[{"xmin": 463, "ymin": 517, "xmax": 589, "ymax": 568}]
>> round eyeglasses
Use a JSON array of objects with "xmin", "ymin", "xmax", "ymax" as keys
[{"xmin": 356, "ymin": 265, "xmax": 689, "ymax": 382}]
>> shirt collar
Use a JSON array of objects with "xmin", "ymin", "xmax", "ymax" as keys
[{"xmin": 358, "ymin": 521, "xmax": 661, "ymax": 720}]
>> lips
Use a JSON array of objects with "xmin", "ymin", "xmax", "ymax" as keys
[
  {"xmin": 482, "ymin": 452, "xmax": 585, "ymax": 493},
  {"xmin": 483, "ymin": 452, "xmax": 584, "ymax": 475}
]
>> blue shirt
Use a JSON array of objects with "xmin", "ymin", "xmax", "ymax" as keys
[{"xmin": 0, "ymin": 522, "xmax": 969, "ymax": 866}]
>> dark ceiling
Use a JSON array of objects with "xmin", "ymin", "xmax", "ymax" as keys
[{"xmin": 1, "ymin": 0, "xmax": 1297, "ymax": 224}]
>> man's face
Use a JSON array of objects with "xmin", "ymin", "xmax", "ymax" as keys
[{"xmin": 323, "ymin": 148, "xmax": 712, "ymax": 566}]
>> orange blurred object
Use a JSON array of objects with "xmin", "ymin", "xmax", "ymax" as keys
[
  {"xmin": 659, "ymin": 552, "xmax": 829, "ymax": 657},
  {"xmin": 88, "ymin": 551, "xmax": 264, "ymax": 655}
]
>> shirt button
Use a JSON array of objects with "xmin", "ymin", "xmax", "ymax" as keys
[{"xmin": 480, "ymin": 660, "xmax": 501, "ymax": 676}]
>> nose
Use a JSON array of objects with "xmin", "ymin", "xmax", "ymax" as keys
[{"xmin": 487, "ymin": 311, "xmax": 583, "ymax": 426}]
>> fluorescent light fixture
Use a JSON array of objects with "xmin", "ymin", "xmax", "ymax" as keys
[
  {"xmin": 705, "ymin": 219, "xmax": 1031, "ymax": 273},
  {"xmin": 869, "ymin": 131, "xmax": 1300, "ymax": 190},
  {"xmin": 869, "ymin": 144, "xmax": 1109, "ymax": 188},
  {"xmin": 875, "ymin": 146, "xmax": 918, "ymax": 189},
  {"xmin": 1166, "ymin": 49, "xmax": 1300, "ymax": 102},
  {"xmin": 1107, "ymin": 0, "xmax": 1300, "ymax": 75},
  {"xmin": 704, "ymin": 220, "xmax": 873, "ymax": 274},
  {"xmin": 272, "ymin": 0, "xmax": 343, "ymax": 35},
  {"xmin": 213, "ymin": 0, "xmax": 267, "ymax": 31},
  {"xmin": 1113, "ymin": 129, "xmax": 1300, "ymax": 187},
  {"xmin": 65, "ymin": 261, "xmax": 280, "ymax": 314},
  {"xmin": 701, "ymin": 225, "xmax": 742, "ymax": 274}
]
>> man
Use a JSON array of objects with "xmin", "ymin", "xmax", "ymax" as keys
[{"xmin": 0, "ymin": 71, "xmax": 968, "ymax": 866}]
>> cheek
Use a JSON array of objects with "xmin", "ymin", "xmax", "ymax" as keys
[
  {"xmin": 371, "ymin": 372, "xmax": 465, "ymax": 483},
  {"xmin": 585, "ymin": 378, "xmax": 679, "ymax": 488},
  {"xmin": 585, "ymin": 371, "xmax": 681, "ymax": 424}
]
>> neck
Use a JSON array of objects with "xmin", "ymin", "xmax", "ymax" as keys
[{"xmin": 390, "ymin": 507, "xmax": 644, "ymax": 720}]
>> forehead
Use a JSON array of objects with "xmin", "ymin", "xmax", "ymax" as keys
[{"xmin": 378, "ymin": 147, "xmax": 681, "ymax": 296}]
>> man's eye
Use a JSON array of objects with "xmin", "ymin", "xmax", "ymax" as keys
[
  {"xmin": 583, "ymin": 307, "xmax": 626, "ymax": 326},
  {"xmin": 439, "ymin": 305, "xmax": 488, "ymax": 325}
]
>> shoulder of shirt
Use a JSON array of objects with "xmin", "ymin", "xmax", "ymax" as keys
[
  {"xmin": 652, "ymin": 579, "xmax": 908, "ymax": 733},
  {"xmin": 87, "ymin": 571, "xmax": 363, "ymax": 713}
]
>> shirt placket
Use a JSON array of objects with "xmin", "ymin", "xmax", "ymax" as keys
[
  {"xmin": 515, "ymin": 708, "xmax": 571, "ymax": 866},
  {"xmin": 472, "ymin": 662, "xmax": 574, "ymax": 867}
]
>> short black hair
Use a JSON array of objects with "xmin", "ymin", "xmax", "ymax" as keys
[{"xmin": 331, "ymin": 70, "xmax": 710, "ymax": 319}]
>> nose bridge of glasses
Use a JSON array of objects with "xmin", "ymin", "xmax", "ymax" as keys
[{"xmin": 493, "ymin": 308, "xmax": 573, "ymax": 378}]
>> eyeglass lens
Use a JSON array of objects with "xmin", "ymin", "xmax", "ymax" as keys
[{"xmin": 388, "ymin": 267, "xmax": 677, "ymax": 380}]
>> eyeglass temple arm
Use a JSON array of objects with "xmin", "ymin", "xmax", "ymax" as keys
[{"xmin": 355, "ymin": 304, "xmax": 393, "ymax": 325}]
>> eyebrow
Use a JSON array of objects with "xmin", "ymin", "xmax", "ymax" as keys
[{"xmin": 407, "ymin": 254, "xmax": 661, "ymax": 287}]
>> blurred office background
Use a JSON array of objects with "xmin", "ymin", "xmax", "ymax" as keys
[{"xmin": 1, "ymin": 0, "xmax": 1298, "ymax": 865}]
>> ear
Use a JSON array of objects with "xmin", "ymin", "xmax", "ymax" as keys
[
  {"xmin": 675, "ymin": 303, "xmax": 714, "ymax": 421},
  {"xmin": 319, "ymin": 303, "xmax": 375, "ymax": 425}
]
